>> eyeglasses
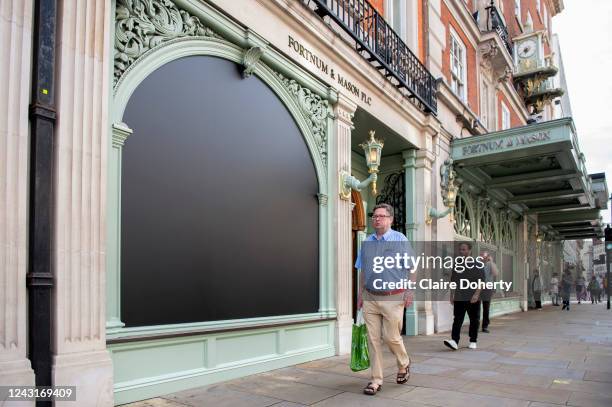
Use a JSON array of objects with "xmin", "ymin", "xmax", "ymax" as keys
[{"xmin": 371, "ymin": 215, "xmax": 391, "ymax": 220}]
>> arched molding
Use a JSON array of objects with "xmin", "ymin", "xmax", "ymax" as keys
[
  {"xmin": 108, "ymin": 0, "xmax": 338, "ymax": 335},
  {"xmin": 113, "ymin": 38, "xmax": 330, "ymax": 188}
]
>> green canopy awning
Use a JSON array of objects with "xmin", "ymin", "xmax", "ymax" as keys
[{"xmin": 450, "ymin": 118, "xmax": 607, "ymax": 239}]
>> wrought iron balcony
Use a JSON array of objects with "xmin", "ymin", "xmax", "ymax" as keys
[
  {"xmin": 485, "ymin": 2, "xmax": 512, "ymax": 55},
  {"xmin": 304, "ymin": 0, "xmax": 438, "ymax": 114}
]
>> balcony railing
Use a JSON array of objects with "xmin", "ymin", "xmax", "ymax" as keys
[
  {"xmin": 305, "ymin": 0, "xmax": 437, "ymax": 114},
  {"xmin": 485, "ymin": 2, "xmax": 512, "ymax": 55}
]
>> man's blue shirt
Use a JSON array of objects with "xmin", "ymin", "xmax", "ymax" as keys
[{"xmin": 354, "ymin": 229, "xmax": 409, "ymax": 269}]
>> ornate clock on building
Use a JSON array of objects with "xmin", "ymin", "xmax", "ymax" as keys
[
  {"xmin": 515, "ymin": 34, "xmax": 541, "ymax": 71},
  {"xmin": 517, "ymin": 39, "xmax": 536, "ymax": 59},
  {"xmin": 512, "ymin": 32, "xmax": 561, "ymax": 115}
]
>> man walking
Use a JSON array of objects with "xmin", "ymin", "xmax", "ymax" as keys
[
  {"xmin": 480, "ymin": 251, "xmax": 498, "ymax": 333},
  {"xmin": 356, "ymin": 204, "xmax": 413, "ymax": 396},
  {"xmin": 444, "ymin": 242, "xmax": 485, "ymax": 350}
]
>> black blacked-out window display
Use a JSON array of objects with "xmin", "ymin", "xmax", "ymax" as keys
[{"xmin": 121, "ymin": 56, "xmax": 320, "ymax": 327}]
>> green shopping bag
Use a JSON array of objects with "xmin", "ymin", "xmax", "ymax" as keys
[{"xmin": 350, "ymin": 310, "xmax": 370, "ymax": 372}]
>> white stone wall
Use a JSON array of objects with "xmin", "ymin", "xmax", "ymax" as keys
[{"xmin": 0, "ymin": 0, "xmax": 36, "ymax": 400}]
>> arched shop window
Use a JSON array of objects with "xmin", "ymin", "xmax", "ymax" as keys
[
  {"xmin": 478, "ymin": 208, "xmax": 496, "ymax": 244},
  {"xmin": 120, "ymin": 56, "xmax": 320, "ymax": 327},
  {"xmin": 454, "ymin": 193, "xmax": 474, "ymax": 238}
]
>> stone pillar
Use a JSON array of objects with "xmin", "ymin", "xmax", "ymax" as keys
[
  {"xmin": 106, "ymin": 123, "xmax": 132, "ymax": 331},
  {"xmin": 403, "ymin": 150, "xmax": 418, "ymax": 242},
  {"xmin": 0, "ymin": 0, "xmax": 36, "ymax": 397},
  {"xmin": 333, "ymin": 94, "xmax": 357, "ymax": 355},
  {"xmin": 51, "ymin": 0, "xmax": 114, "ymax": 405},
  {"xmin": 518, "ymin": 218, "xmax": 529, "ymax": 311},
  {"xmin": 414, "ymin": 137, "xmax": 435, "ymax": 335},
  {"xmin": 402, "ymin": 150, "xmax": 418, "ymax": 336}
]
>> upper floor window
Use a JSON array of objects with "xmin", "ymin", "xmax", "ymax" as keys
[
  {"xmin": 390, "ymin": 0, "xmax": 406, "ymax": 41},
  {"xmin": 514, "ymin": 0, "xmax": 521, "ymax": 20},
  {"xmin": 450, "ymin": 29, "xmax": 467, "ymax": 101},
  {"xmin": 501, "ymin": 101, "xmax": 511, "ymax": 130},
  {"xmin": 543, "ymin": 5, "xmax": 549, "ymax": 31}
]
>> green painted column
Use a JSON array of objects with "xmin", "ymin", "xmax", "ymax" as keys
[{"xmin": 402, "ymin": 149, "xmax": 418, "ymax": 336}]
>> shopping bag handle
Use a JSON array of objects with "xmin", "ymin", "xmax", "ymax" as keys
[{"xmin": 356, "ymin": 309, "xmax": 364, "ymax": 326}]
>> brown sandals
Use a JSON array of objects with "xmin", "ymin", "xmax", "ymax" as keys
[
  {"xmin": 396, "ymin": 363, "xmax": 410, "ymax": 384},
  {"xmin": 363, "ymin": 382, "xmax": 382, "ymax": 395},
  {"xmin": 363, "ymin": 363, "xmax": 409, "ymax": 395}
]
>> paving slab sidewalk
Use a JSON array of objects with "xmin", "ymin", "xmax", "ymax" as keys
[{"xmin": 121, "ymin": 303, "xmax": 612, "ymax": 407}]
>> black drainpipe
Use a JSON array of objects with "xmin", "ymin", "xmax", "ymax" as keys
[{"xmin": 27, "ymin": 0, "xmax": 58, "ymax": 405}]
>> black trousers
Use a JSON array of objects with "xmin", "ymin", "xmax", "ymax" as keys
[
  {"xmin": 481, "ymin": 301, "xmax": 490, "ymax": 329},
  {"xmin": 452, "ymin": 301, "xmax": 481, "ymax": 343}
]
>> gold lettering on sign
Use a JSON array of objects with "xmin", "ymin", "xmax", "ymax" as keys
[
  {"xmin": 461, "ymin": 131, "xmax": 551, "ymax": 156},
  {"xmin": 287, "ymin": 35, "xmax": 372, "ymax": 106},
  {"xmin": 288, "ymin": 35, "xmax": 329, "ymax": 75}
]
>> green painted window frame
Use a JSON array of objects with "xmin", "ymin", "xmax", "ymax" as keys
[{"xmin": 106, "ymin": 0, "xmax": 339, "ymax": 340}]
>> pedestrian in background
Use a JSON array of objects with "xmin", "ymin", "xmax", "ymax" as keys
[
  {"xmin": 588, "ymin": 276, "xmax": 600, "ymax": 304},
  {"xmin": 480, "ymin": 251, "xmax": 498, "ymax": 333},
  {"xmin": 561, "ymin": 270, "xmax": 573, "ymax": 310},
  {"xmin": 532, "ymin": 269, "xmax": 543, "ymax": 309},
  {"xmin": 575, "ymin": 274, "xmax": 586, "ymax": 304},
  {"xmin": 597, "ymin": 275, "xmax": 603, "ymax": 303},
  {"xmin": 550, "ymin": 273, "xmax": 560, "ymax": 306},
  {"xmin": 444, "ymin": 242, "xmax": 485, "ymax": 351}
]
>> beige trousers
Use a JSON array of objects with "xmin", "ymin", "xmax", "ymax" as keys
[{"xmin": 362, "ymin": 296, "xmax": 410, "ymax": 385}]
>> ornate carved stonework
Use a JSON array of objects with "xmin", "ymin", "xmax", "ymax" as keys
[
  {"xmin": 479, "ymin": 40, "xmax": 498, "ymax": 76},
  {"xmin": 114, "ymin": 1, "xmax": 331, "ymax": 168},
  {"xmin": 335, "ymin": 107, "xmax": 354, "ymax": 125},
  {"xmin": 317, "ymin": 193, "xmax": 328, "ymax": 206},
  {"xmin": 242, "ymin": 46, "xmax": 264, "ymax": 78},
  {"xmin": 114, "ymin": 0, "xmax": 221, "ymax": 85},
  {"xmin": 439, "ymin": 158, "xmax": 457, "ymax": 207},
  {"xmin": 497, "ymin": 66, "xmax": 513, "ymax": 84},
  {"xmin": 273, "ymin": 71, "xmax": 330, "ymax": 167},
  {"xmin": 479, "ymin": 39, "xmax": 513, "ymax": 85}
]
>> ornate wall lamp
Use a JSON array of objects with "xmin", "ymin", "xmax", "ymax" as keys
[
  {"xmin": 425, "ymin": 158, "xmax": 459, "ymax": 225},
  {"xmin": 339, "ymin": 130, "xmax": 384, "ymax": 200}
]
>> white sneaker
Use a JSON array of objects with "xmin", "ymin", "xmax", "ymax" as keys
[
  {"xmin": 444, "ymin": 339, "xmax": 458, "ymax": 350},
  {"xmin": 469, "ymin": 342, "xmax": 477, "ymax": 349}
]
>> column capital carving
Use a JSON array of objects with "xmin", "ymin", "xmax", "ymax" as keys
[
  {"xmin": 333, "ymin": 94, "xmax": 357, "ymax": 127},
  {"xmin": 112, "ymin": 122, "xmax": 133, "ymax": 148},
  {"xmin": 415, "ymin": 149, "xmax": 435, "ymax": 170}
]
